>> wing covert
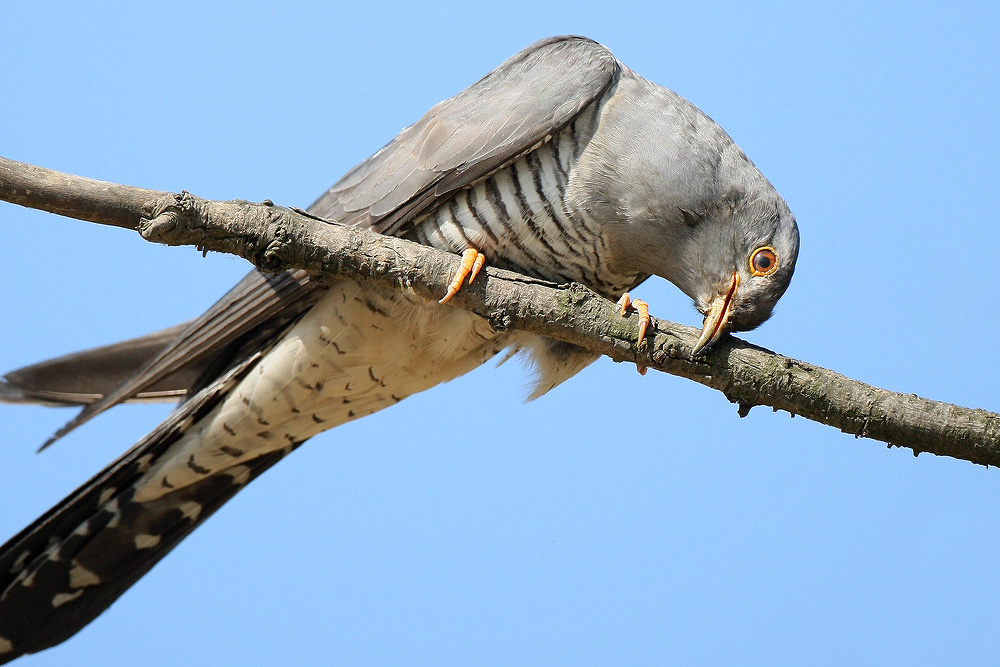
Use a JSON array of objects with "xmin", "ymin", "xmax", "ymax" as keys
[{"xmin": 309, "ymin": 35, "xmax": 620, "ymax": 236}]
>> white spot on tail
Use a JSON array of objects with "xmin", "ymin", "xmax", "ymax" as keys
[
  {"xmin": 18, "ymin": 569, "xmax": 36, "ymax": 588},
  {"xmin": 51, "ymin": 589, "xmax": 84, "ymax": 608},
  {"xmin": 135, "ymin": 454, "xmax": 154, "ymax": 472},
  {"xmin": 9, "ymin": 550, "xmax": 30, "ymax": 574},
  {"xmin": 134, "ymin": 533, "xmax": 161, "ymax": 550},
  {"xmin": 0, "ymin": 636, "xmax": 13, "ymax": 654},
  {"xmin": 179, "ymin": 501, "xmax": 202, "ymax": 522},
  {"xmin": 105, "ymin": 498, "xmax": 122, "ymax": 528},
  {"xmin": 228, "ymin": 465, "xmax": 251, "ymax": 487},
  {"xmin": 69, "ymin": 561, "xmax": 102, "ymax": 588}
]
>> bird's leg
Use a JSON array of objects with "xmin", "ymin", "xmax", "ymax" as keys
[
  {"xmin": 439, "ymin": 248, "xmax": 486, "ymax": 304},
  {"xmin": 616, "ymin": 292, "xmax": 649, "ymax": 375}
]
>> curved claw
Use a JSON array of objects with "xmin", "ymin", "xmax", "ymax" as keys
[
  {"xmin": 616, "ymin": 292, "xmax": 650, "ymax": 375},
  {"xmin": 440, "ymin": 248, "xmax": 486, "ymax": 304}
]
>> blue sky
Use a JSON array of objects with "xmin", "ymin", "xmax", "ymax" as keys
[{"xmin": 1, "ymin": 2, "xmax": 998, "ymax": 665}]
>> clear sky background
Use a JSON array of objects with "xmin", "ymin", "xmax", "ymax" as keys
[{"xmin": 1, "ymin": 2, "xmax": 998, "ymax": 665}]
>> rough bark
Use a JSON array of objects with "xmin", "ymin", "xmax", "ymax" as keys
[{"xmin": 2, "ymin": 156, "xmax": 998, "ymax": 466}]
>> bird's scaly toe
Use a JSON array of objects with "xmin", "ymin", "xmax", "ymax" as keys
[
  {"xmin": 616, "ymin": 292, "xmax": 650, "ymax": 375},
  {"xmin": 439, "ymin": 248, "xmax": 486, "ymax": 304}
]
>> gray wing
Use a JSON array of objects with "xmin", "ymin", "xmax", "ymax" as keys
[
  {"xmin": 0, "ymin": 322, "xmax": 193, "ymax": 406},
  {"xmin": 310, "ymin": 35, "xmax": 619, "ymax": 236},
  {"xmin": 2, "ymin": 35, "xmax": 619, "ymax": 447},
  {"xmin": 15, "ymin": 269, "xmax": 327, "ymax": 449},
  {"xmin": 0, "ymin": 274, "xmax": 322, "ymax": 411}
]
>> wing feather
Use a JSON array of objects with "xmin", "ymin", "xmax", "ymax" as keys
[
  {"xmin": 0, "ymin": 323, "xmax": 192, "ymax": 407},
  {"xmin": 310, "ymin": 35, "xmax": 619, "ymax": 236},
  {"xmin": 9, "ymin": 36, "xmax": 620, "ymax": 448}
]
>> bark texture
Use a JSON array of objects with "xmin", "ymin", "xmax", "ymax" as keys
[{"xmin": 2, "ymin": 156, "xmax": 998, "ymax": 466}]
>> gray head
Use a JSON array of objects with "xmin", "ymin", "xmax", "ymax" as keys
[{"xmin": 575, "ymin": 68, "xmax": 799, "ymax": 354}]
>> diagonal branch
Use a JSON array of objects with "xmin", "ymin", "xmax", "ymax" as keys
[{"xmin": 1, "ymin": 156, "xmax": 998, "ymax": 466}]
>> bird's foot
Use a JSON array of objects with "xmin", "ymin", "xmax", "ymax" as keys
[
  {"xmin": 616, "ymin": 292, "xmax": 650, "ymax": 375},
  {"xmin": 440, "ymin": 248, "xmax": 486, "ymax": 303}
]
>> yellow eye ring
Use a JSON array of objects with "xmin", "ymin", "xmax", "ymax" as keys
[{"xmin": 750, "ymin": 246, "xmax": 779, "ymax": 277}]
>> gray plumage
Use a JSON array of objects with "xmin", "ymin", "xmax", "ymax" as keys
[{"xmin": 0, "ymin": 36, "xmax": 798, "ymax": 662}]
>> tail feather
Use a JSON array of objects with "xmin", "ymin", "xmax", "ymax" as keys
[
  {"xmin": 0, "ymin": 322, "xmax": 191, "ymax": 407},
  {"xmin": 10, "ymin": 268, "xmax": 325, "ymax": 450},
  {"xmin": 0, "ymin": 352, "xmax": 301, "ymax": 663}
]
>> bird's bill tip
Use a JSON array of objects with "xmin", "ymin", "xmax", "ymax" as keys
[{"xmin": 691, "ymin": 271, "xmax": 739, "ymax": 356}]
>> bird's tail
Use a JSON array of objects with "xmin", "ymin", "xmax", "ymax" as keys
[{"xmin": 0, "ymin": 354, "xmax": 300, "ymax": 663}]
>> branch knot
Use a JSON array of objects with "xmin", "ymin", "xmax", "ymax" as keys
[{"xmin": 139, "ymin": 191, "xmax": 201, "ymax": 246}]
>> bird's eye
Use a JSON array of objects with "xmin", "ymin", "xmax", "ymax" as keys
[{"xmin": 750, "ymin": 247, "xmax": 778, "ymax": 276}]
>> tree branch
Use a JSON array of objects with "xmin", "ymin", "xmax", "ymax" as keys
[{"xmin": 2, "ymin": 156, "xmax": 998, "ymax": 466}]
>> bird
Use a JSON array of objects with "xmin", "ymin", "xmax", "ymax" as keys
[{"xmin": 0, "ymin": 35, "xmax": 798, "ymax": 662}]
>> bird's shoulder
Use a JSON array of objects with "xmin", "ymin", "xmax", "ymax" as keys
[{"xmin": 309, "ymin": 36, "xmax": 621, "ymax": 236}]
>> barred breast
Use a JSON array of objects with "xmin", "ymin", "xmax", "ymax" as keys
[{"xmin": 405, "ymin": 103, "xmax": 641, "ymax": 300}]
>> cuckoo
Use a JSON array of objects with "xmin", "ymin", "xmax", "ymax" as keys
[{"xmin": 0, "ymin": 36, "xmax": 798, "ymax": 661}]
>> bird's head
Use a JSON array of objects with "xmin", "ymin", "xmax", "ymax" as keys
[
  {"xmin": 612, "ymin": 183, "xmax": 799, "ymax": 355},
  {"xmin": 579, "ymin": 72, "xmax": 799, "ymax": 355},
  {"xmin": 680, "ymin": 189, "xmax": 799, "ymax": 355}
]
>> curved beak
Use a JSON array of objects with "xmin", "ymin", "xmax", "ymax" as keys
[{"xmin": 692, "ymin": 271, "xmax": 740, "ymax": 356}]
